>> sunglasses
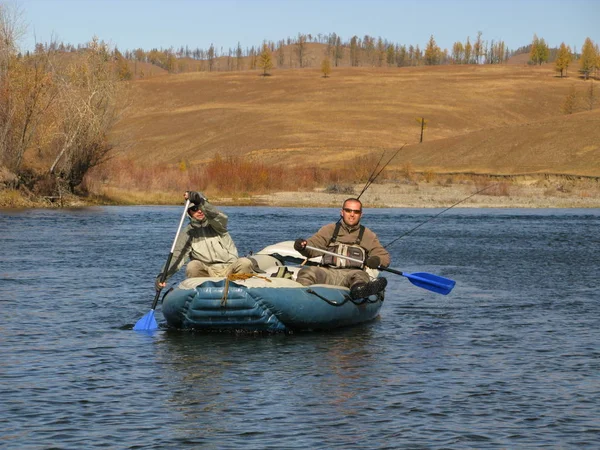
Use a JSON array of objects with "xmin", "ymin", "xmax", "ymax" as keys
[
  {"xmin": 343, "ymin": 208, "xmax": 362, "ymax": 214},
  {"xmin": 188, "ymin": 205, "xmax": 201, "ymax": 212}
]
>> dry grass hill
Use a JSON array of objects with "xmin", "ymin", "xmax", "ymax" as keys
[{"xmin": 111, "ymin": 63, "xmax": 599, "ymax": 180}]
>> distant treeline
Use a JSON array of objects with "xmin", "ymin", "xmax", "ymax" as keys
[
  {"xmin": 31, "ymin": 31, "xmax": 599, "ymax": 81},
  {"xmin": 33, "ymin": 32, "xmax": 513, "ymax": 72}
]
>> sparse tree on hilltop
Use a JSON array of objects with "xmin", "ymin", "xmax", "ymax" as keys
[
  {"xmin": 207, "ymin": 44, "xmax": 215, "ymax": 71},
  {"xmin": 114, "ymin": 48, "xmax": 132, "ymax": 80},
  {"xmin": 464, "ymin": 37, "xmax": 472, "ymax": 64},
  {"xmin": 258, "ymin": 43, "xmax": 273, "ymax": 76},
  {"xmin": 395, "ymin": 44, "xmax": 407, "ymax": 67},
  {"xmin": 386, "ymin": 44, "xmax": 395, "ymax": 66},
  {"xmin": 452, "ymin": 41, "xmax": 464, "ymax": 64},
  {"xmin": 165, "ymin": 50, "xmax": 177, "ymax": 73},
  {"xmin": 295, "ymin": 33, "xmax": 307, "ymax": 68},
  {"xmin": 424, "ymin": 35, "xmax": 441, "ymax": 65},
  {"xmin": 579, "ymin": 37, "xmax": 597, "ymax": 80},
  {"xmin": 236, "ymin": 42, "xmax": 244, "ymax": 70},
  {"xmin": 474, "ymin": 31, "xmax": 483, "ymax": 64},
  {"xmin": 530, "ymin": 34, "xmax": 549, "ymax": 65},
  {"xmin": 486, "ymin": 40, "xmax": 506, "ymax": 64},
  {"xmin": 363, "ymin": 35, "xmax": 375, "ymax": 65},
  {"xmin": 321, "ymin": 58, "xmax": 331, "ymax": 78},
  {"xmin": 334, "ymin": 35, "xmax": 343, "ymax": 66},
  {"xmin": 414, "ymin": 44, "xmax": 422, "ymax": 65},
  {"xmin": 376, "ymin": 37, "xmax": 385, "ymax": 67},
  {"xmin": 276, "ymin": 41, "xmax": 285, "ymax": 67},
  {"xmin": 555, "ymin": 42, "xmax": 572, "ymax": 78},
  {"xmin": 350, "ymin": 36, "xmax": 360, "ymax": 67}
]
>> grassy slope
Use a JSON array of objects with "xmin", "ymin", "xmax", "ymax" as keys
[{"xmin": 111, "ymin": 63, "xmax": 600, "ymax": 177}]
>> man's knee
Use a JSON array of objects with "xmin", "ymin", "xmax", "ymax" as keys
[
  {"xmin": 186, "ymin": 260, "xmax": 209, "ymax": 278},
  {"xmin": 296, "ymin": 268, "xmax": 313, "ymax": 286},
  {"xmin": 296, "ymin": 267, "xmax": 326, "ymax": 286},
  {"xmin": 229, "ymin": 257, "xmax": 255, "ymax": 275},
  {"xmin": 346, "ymin": 270, "xmax": 371, "ymax": 286}
]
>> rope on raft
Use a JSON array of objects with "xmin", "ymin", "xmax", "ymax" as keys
[{"xmin": 221, "ymin": 273, "xmax": 272, "ymax": 306}]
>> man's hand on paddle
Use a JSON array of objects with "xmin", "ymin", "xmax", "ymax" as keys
[
  {"xmin": 155, "ymin": 276, "xmax": 166, "ymax": 291},
  {"xmin": 185, "ymin": 191, "xmax": 206, "ymax": 205}
]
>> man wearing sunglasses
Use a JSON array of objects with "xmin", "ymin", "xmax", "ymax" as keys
[
  {"xmin": 155, "ymin": 190, "xmax": 254, "ymax": 290},
  {"xmin": 293, "ymin": 198, "xmax": 390, "ymax": 299}
]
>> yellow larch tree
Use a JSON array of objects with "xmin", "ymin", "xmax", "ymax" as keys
[{"xmin": 555, "ymin": 43, "xmax": 572, "ymax": 78}]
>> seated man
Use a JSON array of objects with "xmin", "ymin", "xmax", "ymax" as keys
[
  {"xmin": 156, "ymin": 191, "xmax": 254, "ymax": 289},
  {"xmin": 294, "ymin": 197, "xmax": 390, "ymax": 299}
]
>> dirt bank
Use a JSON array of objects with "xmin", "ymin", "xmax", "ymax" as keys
[{"xmin": 238, "ymin": 180, "xmax": 600, "ymax": 209}]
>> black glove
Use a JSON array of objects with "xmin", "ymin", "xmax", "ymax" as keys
[
  {"xmin": 187, "ymin": 191, "xmax": 206, "ymax": 205},
  {"xmin": 365, "ymin": 255, "xmax": 380, "ymax": 269},
  {"xmin": 294, "ymin": 238, "xmax": 307, "ymax": 252}
]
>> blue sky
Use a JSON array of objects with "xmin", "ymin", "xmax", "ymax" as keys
[{"xmin": 19, "ymin": 0, "xmax": 599, "ymax": 54}]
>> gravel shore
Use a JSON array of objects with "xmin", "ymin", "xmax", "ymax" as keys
[{"xmin": 245, "ymin": 181, "xmax": 600, "ymax": 209}]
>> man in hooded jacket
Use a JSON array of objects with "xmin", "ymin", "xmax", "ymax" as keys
[{"xmin": 155, "ymin": 191, "xmax": 254, "ymax": 289}]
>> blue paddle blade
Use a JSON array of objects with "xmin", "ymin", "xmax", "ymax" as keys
[
  {"xmin": 133, "ymin": 310, "xmax": 159, "ymax": 331},
  {"xmin": 404, "ymin": 272, "xmax": 456, "ymax": 295}
]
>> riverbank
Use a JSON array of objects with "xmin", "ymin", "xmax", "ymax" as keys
[
  {"xmin": 1, "ymin": 178, "xmax": 599, "ymax": 209},
  {"xmin": 222, "ymin": 179, "xmax": 600, "ymax": 209}
]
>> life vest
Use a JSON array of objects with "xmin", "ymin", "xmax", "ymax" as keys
[{"xmin": 321, "ymin": 222, "xmax": 366, "ymax": 269}]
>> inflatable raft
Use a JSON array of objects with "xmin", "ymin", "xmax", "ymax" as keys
[{"xmin": 160, "ymin": 241, "xmax": 385, "ymax": 332}]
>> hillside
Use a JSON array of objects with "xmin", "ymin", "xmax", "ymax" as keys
[{"xmin": 111, "ymin": 64, "xmax": 599, "ymax": 178}]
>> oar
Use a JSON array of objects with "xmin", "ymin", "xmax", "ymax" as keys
[
  {"xmin": 305, "ymin": 245, "xmax": 456, "ymax": 295},
  {"xmin": 133, "ymin": 199, "xmax": 191, "ymax": 331}
]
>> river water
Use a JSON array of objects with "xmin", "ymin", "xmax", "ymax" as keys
[{"xmin": 1, "ymin": 206, "xmax": 599, "ymax": 449}]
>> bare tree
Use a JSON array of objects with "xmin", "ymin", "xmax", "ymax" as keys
[
  {"xmin": 207, "ymin": 44, "xmax": 215, "ymax": 72},
  {"xmin": 236, "ymin": 42, "xmax": 244, "ymax": 70},
  {"xmin": 50, "ymin": 37, "xmax": 123, "ymax": 192},
  {"xmin": 295, "ymin": 33, "xmax": 307, "ymax": 68},
  {"xmin": 0, "ymin": 4, "xmax": 57, "ymax": 175},
  {"xmin": 334, "ymin": 35, "xmax": 343, "ymax": 67},
  {"xmin": 473, "ymin": 31, "xmax": 483, "ymax": 64},
  {"xmin": 276, "ymin": 40, "xmax": 285, "ymax": 67}
]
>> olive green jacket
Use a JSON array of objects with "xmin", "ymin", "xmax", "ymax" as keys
[{"xmin": 299, "ymin": 220, "xmax": 391, "ymax": 267}]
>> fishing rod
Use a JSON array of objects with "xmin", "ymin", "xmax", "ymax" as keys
[
  {"xmin": 357, "ymin": 144, "xmax": 406, "ymax": 200},
  {"xmin": 356, "ymin": 151, "xmax": 386, "ymax": 199},
  {"xmin": 384, "ymin": 182, "xmax": 499, "ymax": 249}
]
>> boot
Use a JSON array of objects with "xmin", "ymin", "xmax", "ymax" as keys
[{"xmin": 350, "ymin": 277, "xmax": 387, "ymax": 299}]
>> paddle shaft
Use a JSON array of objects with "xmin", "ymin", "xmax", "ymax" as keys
[
  {"xmin": 305, "ymin": 245, "xmax": 398, "ymax": 273},
  {"xmin": 150, "ymin": 199, "xmax": 191, "ymax": 310}
]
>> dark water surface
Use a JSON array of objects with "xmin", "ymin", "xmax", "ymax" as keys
[{"xmin": 1, "ymin": 206, "xmax": 599, "ymax": 449}]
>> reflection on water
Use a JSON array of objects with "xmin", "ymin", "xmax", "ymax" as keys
[{"xmin": 1, "ymin": 207, "xmax": 599, "ymax": 448}]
